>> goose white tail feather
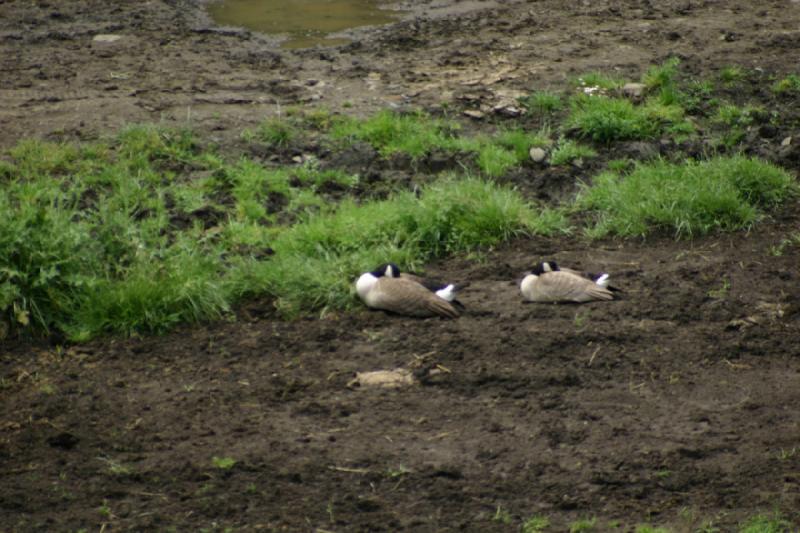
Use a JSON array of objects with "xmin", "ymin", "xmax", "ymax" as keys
[{"xmin": 435, "ymin": 284, "xmax": 457, "ymax": 302}]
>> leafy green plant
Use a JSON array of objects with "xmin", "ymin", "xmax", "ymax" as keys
[
  {"xmin": 523, "ymin": 90, "xmax": 563, "ymax": 116},
  {"xmin": 770, "ymin": 232, "xmax": 800, "ymax": 256},
  {"xmin": 643, "ymin": 58, "xmax": 681, "ymax": 91},
  {"xmin": 211, "ymin": 456, "xmax": 237, "ymax": 469},
  {"xmin": 493, "ymin": 505, "xmax": 512, "ymax": 524},
  {"xmin": 250, "ymin": 116, "xmax": 299, "ymax": 147},
  {"xmin": 477, "ymin": 144, "xmax": 518, "ymax": 177},
  {"xmin": 772, "ymin": 74, "xmax": 800, "ymax": 94},
  {"xmin": 522, "ymin": 515, "xmax": 550, "ymax": 533},
  {"xmin": 330, "ymin": 109, "xmax": 459, "ymax": 158},
  {"xmin": 635, "ymin": 526, "xmax": 670, "ymax": 533},
  {"xmin": 707, "ymin": 279, "xmax": 731, "ymax": 299},
  {"xmin": 680, "ymin": 79, "xmax": 715, "ymax": 113},
  {"xmin": 550, "ymin": 138, "xmax": 597, "ymax": 166},
  {"xmin": 570, "ymin": 517, "xmax": 597, "ymax": 532},
  {"xmin": 573, "ymin": 72, "xmax": 625, "ymax": 91},
  {"xmin": 643, "ymin": 57, "xmax": 682, "ymax": 105},
  {"xmin": 720, "ymin": 65, "xmax": 745, "ymax": 84},
  {"xmin": 715, "ymin": 104, "xmax": 759, "ymax": 128},
  {"xmin": 739, "ymin": 512, "xmax": 793, "ymax": 533},
  {"xmin": 566, "ymin": 95, "xmax": 690, "ymax": 143},
  {"xmin": 576, "ymin": 156, "xmax": 797, "ymax": 238}
]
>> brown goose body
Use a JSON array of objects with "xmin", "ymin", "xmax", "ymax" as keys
[
  {"xmin": 520, "ymin": 270, "xmax": 614, "ymax": 303},
  {"xmin": 356, "ymin": 264, "xmax": 461, "ymax": 318}
]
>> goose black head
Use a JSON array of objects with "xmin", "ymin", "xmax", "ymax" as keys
[
  {"xmin": 542, "ymin": 260, "xmax": 559, "ymax": 272},
  {"xmin": 371, "ymin": 263, "xmax": 401, "ymax": 278},
  {"xmin": 530, "ymin": 262, "xmax": 551, "ymax": 276}
]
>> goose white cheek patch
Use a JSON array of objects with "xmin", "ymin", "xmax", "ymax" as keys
[{"xmin": 356, "ymin": 273, "xmax": 378, "ymax": 299}]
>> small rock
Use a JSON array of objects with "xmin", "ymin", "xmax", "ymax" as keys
[
  {"xmin": 463, "ymin": 109, "xmax": 485, "ymax": 119},
  {"xmin": 781, "ymin": 136, "xmax": 792, "ymax": 147},
  {"xmin": 622, "ymin": 82, "xmax": 646, "ymax": 98},
  {"xmin": 92, "ymin": 34, "xmax": 122, "ymax": 43},
  {"xmin": 347, "ymin": 369, "xmax": 415, "ymax": 389},
  {"xmin": 493, "ymin": 104, "xmax": 522, "ymax": 117},
  {"xmin": 529, "ymin": 147, "xmax": 547, "ymax": 163}
]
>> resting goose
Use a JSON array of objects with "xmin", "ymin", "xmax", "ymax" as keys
[
  {"xmin": 520, "ymin": 261, "xmax": 615, "ymax": 303},
  {"xmin": 356, "ymin": 263, "xmax": 463, "ymax": 318}
]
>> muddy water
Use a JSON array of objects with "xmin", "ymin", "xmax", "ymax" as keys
[{"xmin": 206, "ymin": 0, "xmax": 403, "ymax": 48}]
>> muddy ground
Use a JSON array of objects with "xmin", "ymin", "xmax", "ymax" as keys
[{"xmin": 2, "ymin": 0, "xmax": 800, "ymax": 531}]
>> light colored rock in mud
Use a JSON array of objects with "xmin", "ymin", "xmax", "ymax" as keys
[
  {"xmin": 622, "ymin": 82, "xmax": 646, "ymax": 98},
  {"xmin": 463, "ymin": 109, "xmax": 486, "ymax": 119},
  {"xmin": 92, "ymin": 34, "xmax": 123, "ymax": 43},
  {"xmin": 781, "ymin": 136, "xmax": 792, "ymax": 147},
  {"xmin": 347, "ymin": 369, "xmax": 416, "ymax": 389},
  {"xmin": 529, "ymin": 147, "xmax": 547, "ymax": 163},
  {"xmin": 492, "ymin": 104, "xmax": 522, "ymax": 117}
]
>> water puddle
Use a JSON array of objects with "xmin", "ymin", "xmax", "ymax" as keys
[{"xmin": 207, "ymin": 0, "xmax": 404, "ymax": 49}]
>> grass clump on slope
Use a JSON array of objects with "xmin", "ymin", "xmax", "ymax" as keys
[
  {"xmin": 228, "ymin": 176, "xmax": 568, "ymax": 316},
  {"xmin": 0, "ymin": 125, "xmax": 566, "ymax": 339},
  {"xmin": 576, "ymin": 155, "xmax": 797, "ymax": 238}
]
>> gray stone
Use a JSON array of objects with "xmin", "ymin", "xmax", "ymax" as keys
[
  {"xmin": 529, "ymin": 147, "xmax": 547, "ymax": 163},
  {"xmin": 463, "ymin": 109, "xmax": 485, "ymax": 119},
  {"xmin": 92, "ymin": 34, "xmax": 122, "ymax": 43},
  {"xmin": 622, "ymin": 82, "xmax": 646, "ymax": 98}
]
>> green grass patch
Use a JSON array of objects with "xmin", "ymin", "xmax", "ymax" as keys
[
  {"xmin": 570, "ymin": 517, "xmax": 597, "ymax": 532},
  {"xmin": 243, "ymin": 116, "xmax": 300, "ymax": 147},
  {"xmin": 231, "ymin": 176, "xmax": 568, "ymax": 316},
  {"xmin": 0, "ymin": 126, "xmax": 567, "ymax": 339},
  {"xmin": 330, "ymin": 110, "xmax": 549, "ymax": 177},
  {"xmin": 643, "ymin": 58, "xmax": 681, "ymax": 92},
  {"xmin": 522, "ymin": 90, "xmax": 564, "ymax": 116},
  {"xmin": 211, "ymin": 456, "xmax": 237, "ymax": 469},
  {"xmin": 330, "ymin": 109, "xmax": 460, "ymax": 159},
  {"xmin": 719, "ymin": 65, "xmax": 746, "ymax": 85},
  {"xmin": 472, "ymin": 128, "xmax": 551, "ymax": 177},
  {"xmin": 634, "ymin": 526, "xmax": 670, "ymax": 533},
  {"xmin": 550, "ymin": 138, "xmax": 597, "ymax": 166},
  {"xmin": 772, "ymin": 74, "xmax": 800, "ymax": 94},
  {"xmin": 522, "ymin": 515, "xmax": 550, "ymax": 533},
  {"xmin": 573, "ymin": 71, "xmax": 625, "ymax": 91},
  {"xmin": 566, "ymin": 94, "xmax": 691, "ymax": 143},
  {"xmin": 739, "ymin": 512, "xmax": 793, "ymax": 533},
  {"xmin": 576, "ymin": 156, "xmax": 797, "ymax": 238}
]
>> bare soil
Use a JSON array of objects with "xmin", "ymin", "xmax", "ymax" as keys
[{"xmin": 2, "ymin": 0, "xmax": 800, "ymax": 531}]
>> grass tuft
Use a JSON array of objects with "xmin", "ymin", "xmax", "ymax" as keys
[
  {"xmin": 330, "ymin": 109, "xmax": 459, "ymax": 159},
  {"xmin": 576, "ymin": 156, "xmax": 797, "ymax": 238},
  {"xmin": 566, "ymin": 94, "xmax": 691, "ymax": 143},
  {"xmin": 522, "ymin": 515, "xmax": 550, "ymax": 533},
  {"xmin": 523, "ymin": 90, "xmax": 564, "ymax": 116},
  {"xmin": 739, "ymin": 512, "xmax": 793, "ymax": 533},
  {"xmin": 772, "ymin": 74, "xmax": 800, "ymax": 95},
  {"xmin": 550, "ymin": 138, "xmax": 597, "ymax": 166}
]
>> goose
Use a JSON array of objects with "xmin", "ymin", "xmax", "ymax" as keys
[
  {"xmin": 356, "ymin": 263, "xmax": 462, "ymax": 318},
  {"xmin": 520, "ymin": 261, "xmax": 615, "ymax": 303},
  {"xmin": 380, "ymin": 263, "xmax": 469, "ymax": 308},
  {"xmin": 540, "ymin": 260, "xmax": 618, "ymax": 291}
]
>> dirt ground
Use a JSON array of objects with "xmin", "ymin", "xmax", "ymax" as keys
[{"xmin": 2, "ymin": 0, "xmax": 800, "ymax": 531}]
